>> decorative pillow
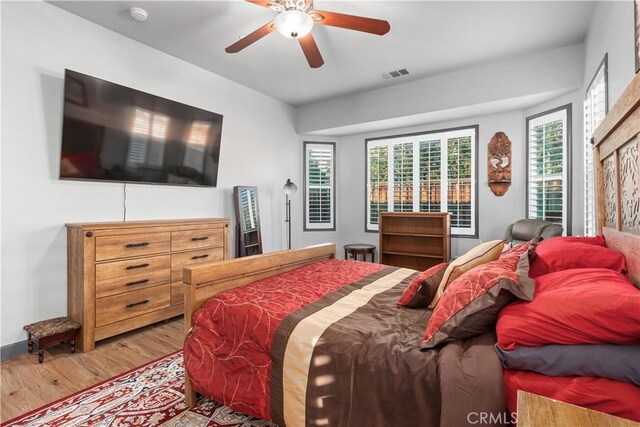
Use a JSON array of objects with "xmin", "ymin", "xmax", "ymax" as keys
[
  {"xmin": 397, "ymin": 263, "xmax": 448, "ymax": 308},
  {"xmin": 495, "ymin": 343, "xmax": 640, "ymax": 386},
  {"xmin": 499, "ymin": 240, "xmax": 532, "ymax": 259},
  {"xmin": 547, "ymin": 235, "xmax": 606, "ymax": 246},
  {"xmin": 421, "ymin": 253, "xmax": 534, "ymax": 349},
  {"xmin": 429, "ymin": 240, "xmax": 505, "ymax": 307},
  {"xmin": 529, "ymin": 239, "xmax": 626, "ymax": 278},
  {"xmin": 497, "ymin": 268, "xmax": 640, "ymax": 350}
]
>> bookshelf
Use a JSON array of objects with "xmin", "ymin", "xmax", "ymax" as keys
[{"xmin": 378, "ymin": 212, "xmax": 451, "ymax": 271}]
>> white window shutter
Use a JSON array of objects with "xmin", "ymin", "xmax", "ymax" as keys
[
  {"xmin": 527, "ymin": 108, "xmax": 569, "ymax": 232},
  {"xmin": 583, "ymin": 58, "xmax": 607, "ymax": 236},
  {"xmin": 305, "ymin": 143, "xmax": 335, "ymax": 230},
  {"xmin": 365, "ymin": 127, "xmax": 476, "ymax": 235}
]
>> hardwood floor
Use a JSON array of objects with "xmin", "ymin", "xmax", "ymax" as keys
[{"xmin": 1, "ymin": 316, "xmax": 183, "ymax": 423}]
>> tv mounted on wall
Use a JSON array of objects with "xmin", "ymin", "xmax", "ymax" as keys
[{"xmin": 59, "ymin": 69, "xmax": 223, "ymax": 187}]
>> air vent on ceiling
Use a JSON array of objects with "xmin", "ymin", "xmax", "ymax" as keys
[{"xmin": 380, "ymin": 68, "xmax": 410, "ymax": 80}]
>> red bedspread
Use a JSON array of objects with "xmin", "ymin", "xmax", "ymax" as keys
[
  {"xmin": 183, "ymin": 259, "xmax": 385, "ymax": 420},
  {"xmin": 504, "ymin": 369, "xmax": 640, "ymax": 422}
]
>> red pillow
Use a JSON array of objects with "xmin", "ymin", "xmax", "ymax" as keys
[
  {"xmin": 529, "ymin": 239, "xmax": 626, "ymax": 278},
  {"xmin": 497, "ymin": 268, "xmax": 640, "ymax": 351},
  {"xmin": 397, "ymin": 263, "xmax": 447, "ymax": 308},
  {"xmin": 547, "ymin": 235, "xmax": 607, "ymax": 246},
  {"xmin": 500, "ymin": 241, "xmax": 532, "ymax": 259},
  {"xmin": 421, "ymin": 254, "xmax": 534, "ymax": 349}
]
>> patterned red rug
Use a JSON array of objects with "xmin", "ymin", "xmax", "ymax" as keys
[{"xmin": 2, "ymin": 351, "xmax": 275, "ymax": 427}]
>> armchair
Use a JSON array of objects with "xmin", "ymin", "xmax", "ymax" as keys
[{"xmin": 504, "ymin": 219, "xmax": 563, "ymax": 246}]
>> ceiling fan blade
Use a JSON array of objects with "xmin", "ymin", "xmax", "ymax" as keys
[
  {"xmin": 225, "ymin": 21, "xmax": 276, "ymax": 53},
  {"xmin": 298, "ymin": 33, "xmax": 324, "ymax": 68},
  {"xmin": 244, "ymin": 0, "xmax": 274, "ymax": 8},
  {"xmin": 311, "ymin": 10, "xmax": 390, "ymax": 35}
]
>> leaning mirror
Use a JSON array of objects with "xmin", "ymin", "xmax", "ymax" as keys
[{"xmin": 233, "ymin": 186, "xmax": 263, "ymax": 257}]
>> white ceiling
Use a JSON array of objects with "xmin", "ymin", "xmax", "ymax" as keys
[{"xmin": 50, "ymin": 1, "xmax": 596, "ymax": 107}]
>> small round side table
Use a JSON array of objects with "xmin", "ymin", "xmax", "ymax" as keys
[{"xmin": 344, "ymin": 244, "xmax": 376, "ymax": 263}]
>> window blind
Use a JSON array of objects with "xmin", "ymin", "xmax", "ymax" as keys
[
  {"xmin": 366, "ymin": 127, "xmax": 476, "ymax": 235},
  {"xmin": 527, "ymin": 108, "xmax": 569, "ymax": 232},
  {"xmin": 368, "ymin": 145, "xmax": 388, "ymax": 226},
  {"xmin": 583, "ymin": 58, "xmax": 607, "ymax": 236},
  {"xmin": 393, "ymin": 142, "xmax": 414, "ymax": 212},
  {"xmin": 418, "ymin": 140, "xmax": 441, "ymax": 213},
  {"xmin": 304, "ymin": 142, "xmax": 335, "ymax": 230}
]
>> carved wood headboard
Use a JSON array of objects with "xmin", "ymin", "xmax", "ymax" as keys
[{"xmin": 593, "ymin": 72, "xmax": 640, "ymax": 287}]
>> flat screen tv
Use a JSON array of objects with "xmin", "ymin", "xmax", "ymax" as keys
[{"xmin": 60, "ymin": 69, "xmax": 223, "ymax": 187}]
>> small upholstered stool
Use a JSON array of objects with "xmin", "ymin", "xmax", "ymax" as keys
[{"xmin": 23, "ymin": 317, "xmax": 81, "ymax": 363}]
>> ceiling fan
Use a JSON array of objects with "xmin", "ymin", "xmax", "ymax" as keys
[{"xmin": 225, "ymin": 0, "xmax": 391, "ymax": 68}]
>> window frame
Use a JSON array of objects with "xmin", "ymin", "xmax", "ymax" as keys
[
  {"xmin": 303, "ymin": 141, "xmax": 336, "ymax": 232},
  {"xmin": 364, "ymin": 125, "xmax": 479, "ymax": 237},
  {"xmin": 583, "ymin": 53, "xmax": 608, "ymax": 236},
  {"xmin": 525, "ymin": 104, "xmax": 572, "ymax": 235}
]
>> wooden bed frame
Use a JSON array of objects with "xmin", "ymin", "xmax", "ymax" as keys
[
  {"xmin": 181, "ymin": 243, "xmax": 336, "ymax": 407},
  {"xmin": 179, "ymin": 74, "xmax": 640, "ymax": 411},
  {"xmin": 593, "ymin": 72, "xmax": 640, "ymax": 287}
]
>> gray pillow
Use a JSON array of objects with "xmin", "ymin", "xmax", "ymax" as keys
[{"xmin": 495, "ymin": 344, "xmax": 640, "ymax": 386}]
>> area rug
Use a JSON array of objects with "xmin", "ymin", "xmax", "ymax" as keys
[{"xmin": 2, "ymin": 351, "xmax": 275, "ymax": 427}]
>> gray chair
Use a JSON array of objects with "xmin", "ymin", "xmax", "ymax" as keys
[{"xmin": 504, "ymin": 219, "xmax": 563, "ymax": 246}]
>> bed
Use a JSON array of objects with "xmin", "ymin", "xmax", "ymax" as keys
[
  {"xmin": 182, "ymin": 246, "xmax": 506, "ymax": 426},
  {"xmin": 498, "ymin": 71, "xmax": 640, "ymax": 422},
  {"xmin": 181, "ymin": 73, "xmax": 640, "ymax": 426}
]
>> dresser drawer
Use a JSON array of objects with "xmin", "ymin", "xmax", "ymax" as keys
[
  {"xmin": 96, "ymin": 255, "xmax": 170, "ymax": 280},
  {"xmin": 171, "ymin": 228, "xmax": 224, "ymax": 252},
  {"xmin": 96, "ymin": 267, "xmax": 171, "ymax": 298},
  {"xmin": 171, "ymin": 247, "xmax": 225, "ymax": 282},
  {"xmin": 95, "ymin": 284, "xmax": 171, "ymax": 328},
  {"xmin": 95, "ymin": 232, "xmax": 171, "ymax": 261}
]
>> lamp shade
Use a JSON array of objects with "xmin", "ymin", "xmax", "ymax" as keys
[
  {"xmin": 283, "ymin": 179, "xmax": 298, "ymax": 195},
  {"xmin": 274, "ymin": 10, "xmax": 313, "ymax": 39}
]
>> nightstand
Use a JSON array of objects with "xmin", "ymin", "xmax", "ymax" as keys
[{"xmin": 517, "ymin": 391, "xmax": 639, "ymax": 427}]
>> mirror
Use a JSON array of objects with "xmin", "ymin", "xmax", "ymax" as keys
[{"xmin": 233, "ymin": 186, "xmax": 263, "ymax": 257}]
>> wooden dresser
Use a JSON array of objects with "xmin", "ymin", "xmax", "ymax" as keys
[
  {"xmin": 66, "ymin": 218, "xmax": 229, "ymax": 352},
  {"xmin": 378, "ymin": 212, "xmax": 450, "ymax": 271}
]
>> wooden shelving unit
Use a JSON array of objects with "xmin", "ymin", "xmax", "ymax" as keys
[{"xmin": 378, "ymin": 212, "xmax": 451, "ymax": 271}]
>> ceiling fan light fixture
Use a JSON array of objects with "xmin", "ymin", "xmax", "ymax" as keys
[{"xmin": 275, "ymin": 10, "xmax": 313, "ymax": 39}]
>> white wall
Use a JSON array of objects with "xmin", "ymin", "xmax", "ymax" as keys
[
  {"xmin": 0, "ymin": 1, "xmax": 299, "ymax": 346},
  {"xmin": 584, "ymin": 1, "xmax": 636, "ymax": 109}
]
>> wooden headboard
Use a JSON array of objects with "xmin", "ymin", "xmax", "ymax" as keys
[{"xmin": 593, "ymin": 72, "xmax": 640, "ymax": 287}]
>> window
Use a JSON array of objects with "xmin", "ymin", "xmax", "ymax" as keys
[
  {"xmin": 366, "ymin": 126, "xmax": 477, "ymax": 235},
  {"xmin": 583, "ymin": 55, "xmax": 608, "ymax": 236},
  {"xmin": 304, "ymin": 142, "xmax": 335, "ymax": 231},
  {"xmin": 526, "ymin": 105, "xmax": 571, "ymax": 234}
]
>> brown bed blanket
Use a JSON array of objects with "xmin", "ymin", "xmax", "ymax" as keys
[{"xmin": 269, "ymin": 266, "xmax": 505, "ymax": 427}]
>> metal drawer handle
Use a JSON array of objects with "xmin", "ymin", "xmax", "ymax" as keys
[
  {"xmin": 126, "ymin": 263, "xmax": 149, "ymax": 270},
  {"xmin": 191, "ymin": 254, "xmax": 209, "ymax": 260},
  {"xmin": 126, "ymin": 279, "xmax": 149, "ymax": 287},
  {"xmin": 126, "ymin": 299, "xmax": 149, "ymax": 308},
  {"xmin": 191, "ymin": 236, "xmax": 210, "ymax": 241},
  {"xmin": 126, "ymin": 242, "xmax": 149, "ymax": 248}
]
